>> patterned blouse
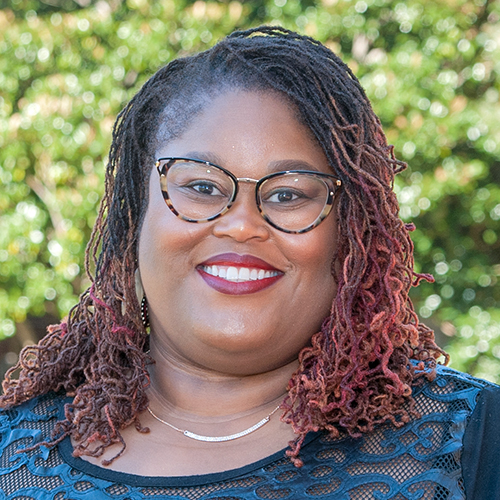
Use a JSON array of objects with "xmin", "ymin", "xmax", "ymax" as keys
[{"xmin": 0, "ymin": 365, "xmax": 499, "ymax": 499}]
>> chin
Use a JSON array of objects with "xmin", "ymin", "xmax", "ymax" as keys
[{"xmin": 180, "ymin": 329, "xmax": 305, "ymax": 375}]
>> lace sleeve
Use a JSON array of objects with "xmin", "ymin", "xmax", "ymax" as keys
[{"xmin": 462, "ymin": 384, "xmax": 500, "ymax": 499}]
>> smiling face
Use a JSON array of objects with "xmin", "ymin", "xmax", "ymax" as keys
[{"xmin": 138, "ymin": 90, "xmax": 338, "ymax": 375}]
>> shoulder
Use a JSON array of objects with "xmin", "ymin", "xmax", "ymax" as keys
[
  {"xmin": 287, "ymin": 365, "xmax": 498, "ymax": 499},
  {"xmin": 0, "ymin": 393, "xmax": 69, "ymax": 494},
  {"xmin": 445, "ymin": 367, "xmax": 500, "ymax": 499},
  {"xmin": 405, "ymin": 363, "xmax": 499, "ymax": 436},
  {"xmin": 0, "ymin": 393, "xmax": 134, "ymax": 498},
  {"xmin": 415, "ymin": 363, "xmax": 499, "ymax": 407},
  {"xmin": 431, "ymin": 363, "xmax": 499, "ymax": 391},
  {"xmin": 0, "ymin": 392, "xmax": 64, "ymax": 444}
]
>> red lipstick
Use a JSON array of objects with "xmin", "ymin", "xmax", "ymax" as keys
[{"xmin": 197, "ymin": 253, "xmax": 283, "ymax": 295}]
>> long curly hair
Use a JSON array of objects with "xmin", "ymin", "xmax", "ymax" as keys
[{"xmin": 1, "ymin": 26, "xmax": 447, "ymax": 466}]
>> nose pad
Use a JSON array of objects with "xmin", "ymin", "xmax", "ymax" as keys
[{"xmin": 212, "ymin": 184, "xmax": 270, "ymax": 242}]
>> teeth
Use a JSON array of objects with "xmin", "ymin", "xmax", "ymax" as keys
[
  {"xmin": 238, "ymin": 268, "xmax": 250, "ymax": 281},
  {"xmin": 202, "ymin": 265, "xmax": 279, "ymax": 282},
  {"xmin": 227, "ymin": 267, "xmax": 238, "ymax": 280}
]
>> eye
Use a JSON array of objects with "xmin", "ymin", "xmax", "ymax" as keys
[
  {"xmin": 265, "ymin": 188, "xmax": 308, "ymax": 204},
  {"xmin": 186, "ymin": 181, "xmax": 224, "ymax": 196}
]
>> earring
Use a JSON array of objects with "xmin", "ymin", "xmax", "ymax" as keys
[{"xmin": 141, "ymin": 296, "xmax": 150, "ymax": 330}]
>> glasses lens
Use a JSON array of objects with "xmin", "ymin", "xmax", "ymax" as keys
[
  {"xmin": 165, "ymin": 160, "xmax": 235, "ymax": 221},
  {"xmin": 259, "ymin": 173, "xmax": 330, "ymax": 232}
]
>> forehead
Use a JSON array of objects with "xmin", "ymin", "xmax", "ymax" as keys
[{"xmin": 156, "ymin": 90, "xmax": 330, "ymax": 176}]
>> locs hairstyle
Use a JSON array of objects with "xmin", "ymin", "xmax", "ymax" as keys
[{"xmin": 1, "ymin": 26, "xmax": 447, "ymax": 466}]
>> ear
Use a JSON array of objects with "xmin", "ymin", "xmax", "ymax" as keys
[{"xmin": 135, "ymin": 268, "xmax": 145, "ymax": 303}]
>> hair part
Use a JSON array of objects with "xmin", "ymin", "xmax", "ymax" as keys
[{"xmin": 1, "ymin": 26, "xmax": 447, "ymax": 466}]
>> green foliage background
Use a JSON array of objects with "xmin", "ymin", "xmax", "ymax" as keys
[{"xmin": 1, "ymin": 0, "xmax": 499, "ymax": 380}]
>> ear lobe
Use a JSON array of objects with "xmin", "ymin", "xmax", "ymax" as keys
[{"xmin": 135, "ymin": 268, "xmax": 144, "ymax": 303}]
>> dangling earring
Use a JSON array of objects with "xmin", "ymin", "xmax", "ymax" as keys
[
  {"xmin": 135, "ymin": 268, "xmax": 149, "ymax": 332},
  {"xmin": 141, "ymin": 296, "xmax": 150, "ymax": 330}
]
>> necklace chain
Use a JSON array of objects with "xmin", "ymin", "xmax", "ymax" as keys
[{"xmin": 147, "ymin": 405, "xmax": 281, "ymax": 442}]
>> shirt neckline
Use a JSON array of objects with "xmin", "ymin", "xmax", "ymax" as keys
[{"xmin": 57, "ymin": 398, "xmax": 320, "ymax": 487}]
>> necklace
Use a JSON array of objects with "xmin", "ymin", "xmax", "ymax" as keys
[{"xmin": 147, "ymin": 405, "xmax": 281, "ymax": 442}]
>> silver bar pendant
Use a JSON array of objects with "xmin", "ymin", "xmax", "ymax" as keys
[{"xmin": 182, "ymin": 416, "xmax": 271, "ymax": 442}]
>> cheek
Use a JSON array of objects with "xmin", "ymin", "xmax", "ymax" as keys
[
  {"xmin": 295, "ymin": 218, "xmax": 337, "ymax": 283},
  {"xmin": 140, "ymin": 170, "xmax": 198, "ymax": 256},
  {"xmin": 138, "ymin": 190, "xmax": 199, "ymax": 294},
  {"xmin": 282, "ymin": 216, "xmax": 338, "ymax": 326}
]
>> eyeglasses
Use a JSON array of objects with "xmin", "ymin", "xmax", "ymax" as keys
[{"xmin": 156, "ymin": 157, "xmax": 342, "ymax": 234}]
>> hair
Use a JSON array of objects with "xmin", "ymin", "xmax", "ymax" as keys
[{"xmin": 1, "ymin": 26, "xmax": 447, "ymax": 466}]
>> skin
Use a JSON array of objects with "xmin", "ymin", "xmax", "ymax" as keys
[
  {"xmin": 142, "ymin": 90, "xmax": 337, "ymax": 376},
  {"xmin": 83, "ymin": 90, "xmax": 338, "ymax": 476}
]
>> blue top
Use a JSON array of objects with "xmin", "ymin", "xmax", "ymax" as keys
[{"xmin": 0, "ymin": 365, "xmax": 499, "ymax": 499}]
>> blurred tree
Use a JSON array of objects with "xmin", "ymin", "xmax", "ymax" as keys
[{"xmin": 0, "ymin": 0, "xmax": 499, "ymax": 380}]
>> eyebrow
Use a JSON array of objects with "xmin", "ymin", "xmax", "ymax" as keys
[
  {"xmin": 180, "ymin": 151, "xmax": 225, "ymax": 166},
  {"xmin": 175, "ymin": 151, "xmax": 321, "ymax": 173},
  {"xmin": 268, "ymin": 159, "xmax": 321, "ymax": 173}
]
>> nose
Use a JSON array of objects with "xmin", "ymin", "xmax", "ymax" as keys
[{"xmin": 212, "ymin": 183, "xmax": 270, "ymax": 242}]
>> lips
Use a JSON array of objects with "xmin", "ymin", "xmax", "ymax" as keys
[{"xmin": 197, "ymin": 253, "xmax": 283, "ymax": 295}]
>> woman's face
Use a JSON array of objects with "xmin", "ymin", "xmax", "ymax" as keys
[{"xmin": 138, "ymin": 90, "xmax": 337, "ymax": 375}]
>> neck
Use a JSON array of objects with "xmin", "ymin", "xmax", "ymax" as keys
[{"xmin": 147, "ymin": 339, "xmax": 296, "ymax": 421}]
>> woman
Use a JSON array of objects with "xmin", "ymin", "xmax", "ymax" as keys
[{"xmin": 1, "ymin": 26, "xmax": 498, "ymax": 499}]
